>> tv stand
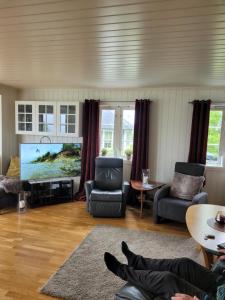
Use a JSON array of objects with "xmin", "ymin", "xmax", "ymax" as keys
[{"xmin": 26, "ymin": 178, "xmax": 74, "ymax": 207}]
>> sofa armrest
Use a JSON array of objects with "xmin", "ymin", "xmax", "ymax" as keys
[
  {"xmin": 192, "ymin": 192, "xmax": 208, "ymax": 204},
  {"xmin": 153, "ymin": 185, "xmax": 170, "ymax": 223},
  {"xmin": 84, "ymin": 180, "xmax": 95, "ymax": 211}
]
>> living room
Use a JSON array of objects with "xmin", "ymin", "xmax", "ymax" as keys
[{"xmin": 0, "ymin": 1, "xmax": 225, "ymax": 300}]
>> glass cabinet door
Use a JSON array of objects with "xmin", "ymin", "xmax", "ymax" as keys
[
  {"xmin": 58, "ymin": 103, "xmax": 78, "ymax": 136},
  {"xmin": 37, "ymin": 103, "xmax": 56, "ymax": 135},
  {"xmin": 16, "ymin": 102, "xmax": 34, "ymax": 134}
]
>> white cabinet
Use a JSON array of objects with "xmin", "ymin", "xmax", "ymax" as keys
[
  {"xmin": 15, "ymin": 101, "xmax": 35, "ymax": 134},
  {"xmin": 57, "ymin": 102, "xmax": 79, "ymax": 137},
  {"xmin": 36, "ymin": 102, "xmax": 56, "ymax": 135},
  {"xmin": 15, "ymin": 101, "xmax": 80, "ymax": 137}
]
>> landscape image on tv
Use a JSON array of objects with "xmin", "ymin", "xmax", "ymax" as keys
[{"xmin": 20, "ymin": 143, "xmax": 82, "ymax": 180}]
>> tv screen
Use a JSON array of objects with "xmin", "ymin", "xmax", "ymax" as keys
[{"xmin": 20, "ymin": 143, "xmax": 82, "ymax": 181}]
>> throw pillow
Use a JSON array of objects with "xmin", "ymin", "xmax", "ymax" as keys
[
  {"xmin": 170, "ymin": 172, "xmax": 204, "ymax": 200},
  {"xmin": 6, "ymin": 156, "xmax": 20, "ymax": 178}
]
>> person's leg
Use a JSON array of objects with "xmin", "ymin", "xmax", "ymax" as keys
[
  {"xmin": 104, "ymin": 252, "xmax": 209, "ymax": 300},
  {"xmin": 122, "ymin": 241, "xmax": 217, "ymax": 294}
]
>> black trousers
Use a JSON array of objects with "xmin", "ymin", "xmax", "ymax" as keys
[{"xmin": 120, "ymin": 255, "xmax": 218, "ymax": 300}]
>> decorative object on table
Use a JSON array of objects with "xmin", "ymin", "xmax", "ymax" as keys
[
  {"xmin": 101, "ymin": 148, "xmax": 107, "ymax": 156},
  {"xmin": 17, "ymin": 191, "xmax": 27, "ymax": 213},
  {"xmin": 142, "ymin": 169, "xmax": 150, "ymax": 184},
  {"xmin": 125, "ymin": 148, "xmax": 132, "ymax": 160},
  {"xmin": 40, "ymin": 225, "xmax": 201, "ymax": 300},
  {"xmin": 153, "ymin": 162, "xmax": 207, "ymax": 224},
  {"xmin": 207, "ymin": 218, "xmax": 225, "ymax": 233},
  {"xmin": 215, "ymin": 211, "xmax": 225, "ymax": 225},
  {"xmin": 85, "ymin": 157, "xmax": 129, "ymax": 217}
]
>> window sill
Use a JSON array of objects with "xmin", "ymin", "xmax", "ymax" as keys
[
  {"xmin": 206, "ymin": 165, "xmax": 225, "ymax": 171},
  {"xmin": 123, "ymin": 159, "xmax": 132, "ymax": 165}
]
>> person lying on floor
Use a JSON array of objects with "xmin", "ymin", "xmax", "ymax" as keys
[{"xmin": 104, "ymin": 242, "xmax": 225, "ymax": 300}]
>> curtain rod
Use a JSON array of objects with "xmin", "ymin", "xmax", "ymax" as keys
[{"xmin": 188, "ymin": 101, "xmax": 225, "ymax": 106}]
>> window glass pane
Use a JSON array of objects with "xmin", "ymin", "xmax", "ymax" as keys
[
  {"xmin": 60, "ymin": 114, "xmax": 66, "ymax": 124},
  {"xmin": 46, "ymin": 114, "xmax": 54, "ymax": 123},
  {"xmin": 68, "ymin": 115, "xmax": 75, "ymax": 123},
  {"xmin": 39, "ymin": 105, "xmax": 45, "ymax": 113},
  {"xmin": 122, "ymin": 110, "xmax": 135, "ymax": 155},
  {"xmin": 18, "ymin": 114, "xmax": 25, "ymax": 122},
  {"xmin": 26, "ymin": 105, "xmax": 32, "ymax": 113},
  {"xmin": 18, "ymin": 105, "xmax": 24, "ymax": 113},
  {"xmin": 46, "ymin": 124, "xmax": 54, "ymax": 132},
  {"xmin": 18, "ymin": 123, "xmax": 25, "ymax": 131},
  {"xmin": 39, "ymin": 124, "xmax": 44, "ymax": 132},
  {"xmin": 60, "ymin": 105, "xmax": 67, "ymax": 114},
  {"xmin": 26, "ymin": 114, "xmax": 32, "ymax": 122},
  {"xmin": 69, "ymin": 105, "xmax": 75, "ymax": 114},
  {"xmin": 39, "ymin": 114, "xmax": 44, "ymax": 122},
  {"xmin": 207, "ymin": 110, "xmax": 223, "ymax": 166},
  {"xmin": 68, "ymin": 125, "xmax": 75, "ymax": 133},
  {"xmin": 60, "ymin": 125, "xmax": 67, "ymax": 133},
  {"xmin": 100, "ymin": 110, "xmax": 115, "ymax": 156},
  {"xmin": 47, "ymin": 105, "xmax": 53, "ymax": 113},
  {"xmin": 26, "ymin": 123, "xmax": 32, "ymax": 131}
]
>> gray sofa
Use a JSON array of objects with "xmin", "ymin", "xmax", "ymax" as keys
[
  {"xmin": 85, "ymin": 157, "xmax": 129, "ymax": 217},
  {"xmin": 153, "ymin": 162, "xmax": 207, "ymax": 224}
]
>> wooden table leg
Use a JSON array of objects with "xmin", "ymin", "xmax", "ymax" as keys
[
  {"xmin": 140, "ymin": 191, "xmax": 143, "ymax": 218},
  {"xmin": 201, "ymin": 246, "xmax": 214, "ymax": 269}
]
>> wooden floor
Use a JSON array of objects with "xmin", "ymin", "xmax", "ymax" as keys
[{"xmin": 0, "ymin": 202, "xmax": 189, "ymax": 300}]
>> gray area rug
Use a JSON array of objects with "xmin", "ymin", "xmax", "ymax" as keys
[{"xmin": 40, "ymin": 225, "xmax": 202, "ymax": 300}]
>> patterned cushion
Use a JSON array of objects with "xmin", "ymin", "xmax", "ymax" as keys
[
  {"xmin": 170, "ymin": 172, "xmax": 204, "ymax": 200},
  {"xmin": 6, "ymin": 156, "xmax": 20, "ymax": 178}
]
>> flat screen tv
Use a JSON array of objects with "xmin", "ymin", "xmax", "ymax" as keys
[{"xmin": 20, "ymin": 143, "xmax": 82, "ymax": 181}]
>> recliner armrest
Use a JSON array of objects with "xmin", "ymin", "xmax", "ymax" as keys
[
  {"xmin": 153, "ymin": 185, "xmax": 170, "ymax": 223},
  {"xmin": 154, "ymin": 184, "xmax": 170, "ymax": 201},
  {"xmin": 84, "ymin": 180, "xmax": 95, "ymax": 211},
  {"xmin": 192, "ymin": 192, "xmax": 208, "ymax": 204},
  {"xmin": 122, "ymin": 181, "xmax": 130, "ymax": 200}
]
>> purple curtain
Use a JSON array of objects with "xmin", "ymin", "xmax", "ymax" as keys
[
  {"xmin": 130, "ymin": 99, "xmax": 151, "ymax": 180},
  {"xmin": 188, "ymin": 100, "xmax": 211, "ymax": 164},
  {"xmin": 78, "ymin": 100, "xmax": 100, "ymax": 196}
]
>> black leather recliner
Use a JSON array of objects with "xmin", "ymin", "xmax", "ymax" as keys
[
  {"xmin": 153, "ymin": 162, "xmax": 207, "ymax": 224},
  {"xmin": 85, "ymin": 157, "xmax": 129, "ymax": 217}
]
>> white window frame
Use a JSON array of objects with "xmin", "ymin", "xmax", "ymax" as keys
[
  {"xmin": 99, "ymin": 104, "xmax": 135, "ymax": 158},
  {"xmin": 206, "ymin": 107, "xmax": 225, "ymax": 168}
]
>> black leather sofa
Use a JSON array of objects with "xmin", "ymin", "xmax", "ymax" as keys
[
  {"xmin": 115, "ymin": 283, "xmax": 154, "ymax": 300},
  {"xmin": 85, "ymin": 157, "xmax": 129, "ymax": 217}
]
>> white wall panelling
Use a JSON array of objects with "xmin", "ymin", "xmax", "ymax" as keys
[
  {"xmin": 19, "ymin": 87, "xmax": 225, "ymax": 205},
  {"xmin": 0, "ymin": 84, "xmax": 19, "ymax": 174}
]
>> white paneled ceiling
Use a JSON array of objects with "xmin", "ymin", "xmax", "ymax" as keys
[{"xmin": 0, "ymin": 0, "xmax": 225, "ymax": 88}]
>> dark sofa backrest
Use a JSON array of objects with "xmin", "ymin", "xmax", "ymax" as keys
[
  {"xmin": 175, "ymin": 162, "xmax": 205, "ymax": 176},
  {"xmin": 95, "ymin": 157, "xmax": 123, "ymax": 190}
]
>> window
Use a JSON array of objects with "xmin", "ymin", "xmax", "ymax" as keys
[
  {"xmin": 206, "ymin": 109, "xmax": 224, "ymax": 166},
  {"xmin": 100, "ymin": 106, "xmax": 135, "ymax": 158}
]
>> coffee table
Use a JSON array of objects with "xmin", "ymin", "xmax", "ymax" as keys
[
  {"xmin": 186, "ymin": 204, "xmax": 225, "ymax": 268},
  {"xmin": 130, "ymin": 180, "xmax": 164, "ymax": 218}
]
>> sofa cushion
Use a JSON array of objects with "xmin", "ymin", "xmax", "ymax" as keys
[
  {"xmin": 90, "ymin": 189, "xmax": 122, "ymax": 202},
  {"xmin": 170, "ymin": 172, "xmax": 204, "ymax": 200}
]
